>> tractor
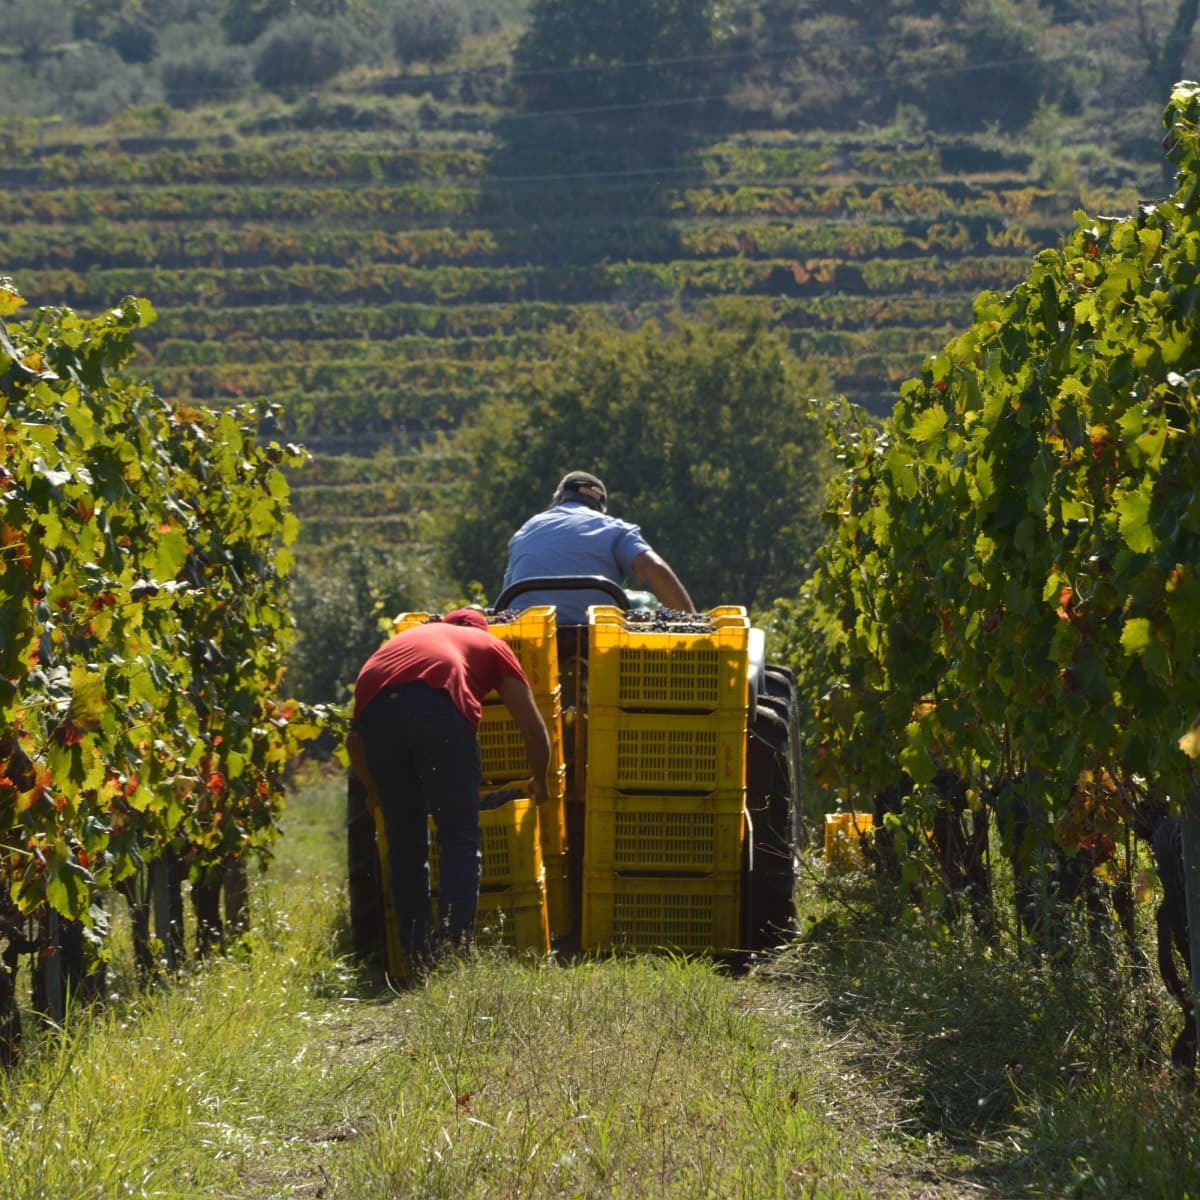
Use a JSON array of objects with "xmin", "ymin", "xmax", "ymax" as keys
[{"xmin": 346, "ymin": 576, "xmax": 802, "ymax": 974}]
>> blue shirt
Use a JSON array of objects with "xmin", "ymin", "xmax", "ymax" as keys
[{"xmin": 501, "ymin": 501, "xmax": 653, "ymax": 625}]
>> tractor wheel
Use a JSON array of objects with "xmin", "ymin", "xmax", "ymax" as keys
[
  {"xmin": 759, "ymin": 666, "xmax": 804, "ymax": 846},
  {"xmin": 743, "ymin": 667, "xmax": 801, "ymax": 953},
  {"xmin": 346, "ymin": 772, "xmax": 385, "ymax": 966}
]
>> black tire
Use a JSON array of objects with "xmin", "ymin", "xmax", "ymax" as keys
[
  {"xmin": 346, "ymin": 772, "xmax": 385, "ymax": 965},
  {"xmin": 743, "ymin": 675, "xmax": 800, "ymax": 953},
  {"xmin": 761, "ymin": 666, "xmax": 804, "ymax": 846}
]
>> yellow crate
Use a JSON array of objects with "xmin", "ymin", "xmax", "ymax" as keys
[
  {"xmin": 429, "ymin": 797, "xmax": 543, "ymax": 892},
  {"xmin": 823, "ymin": 811, "xmax": 873, "ymax": 874},
  {"xmin": 537, "ymin": 765, "xmax": 568, "ymax": 858},
  {"xmin": 391, "ymin": 610, "xmax": 435, "ymax": 634},
  {"xmin": 372, "ymin": 807, "xmax": 406, "ymax": 980},
  {"xmin": 587, "ymin": 606, "xmax": 750, "ymax": 711},
  {"xmin": 433, "ymin": 882, "xmax": 549, "ymax": 954},
  {"xmin": 391, "ymin": 608, "xmax": 557, "ymax": 696},
  {"xmin": 375, "ymin": 807, "xmax": 549, "ymax": 962},
  {"xmin": 483, "ymin": 605, "xmax": 559, "ymax": 696},
  {"xmin": 586, "ymin": 706, "xmax": 747, "ymax": 792},
  {"xmin": 479, "ymin": 688, "xmax": 564, "ymax": 783},
  {"xmin": 581, "ymin": 870, "xmax": 742, "ymax": 953},
  {"xmin": 542, "ymin": 851, "xmax": 572, "ymax": 941},
  {"xmin": 584, "ymin": 790, "xmax": 745, "ymax": 874}
]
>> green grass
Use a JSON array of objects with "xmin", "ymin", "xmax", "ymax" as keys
[
  {"xmin": 785, "ymin": 851, "xmax": 1200, "ymax": 1199},
  {"xmin": 3, "ymin": 773, "xmax": 1199, "ymax": 1198},
  {"xmin": 0, "ymin": 774, "xmax": 878, "ymax": 1199}
]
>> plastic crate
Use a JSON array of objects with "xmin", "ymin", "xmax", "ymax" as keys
[
  {"xmin": 537, "ymin": 765, "xmax": 568, "ymax": 859},
  {"xmin": 392, "ymin": 611, "xmax": 434, "ymax": 635},
  {"xmin": 586, "ymin": 707, "xmax": 747, "ymax": 792},
  {"xmin": 542, "ymin": 850, "xmax": 572, "ymax": 940},
  {"xmin": 484, "ymin": 606, "xmax": 559, "ymax": 696},
  {"xmin": 823, "ymin": 811, "xmax": 874, "ymax": 874},
  {"xmin": 374, "ymin": 807, "xmax": 549, "ymax": 961},
  {"xmin": 372, "ymin": 808, "xmax": 406, "ymax": 979},
  {"xmin": 390, "ymin": 608, "xmax": 557, "ymax": 697},
  {"xmin": 429, "ymin": 797, "xmax": 542, "ymax": 892},
  {"xmin": 479, "ymin": 689, "xmax": 564, "ymax": 783},
  {"xmin": 585, "ymin": 790, "xmax": 745, "ymax": 874},
  {"xmin": 587, "ymin": 606, "xmax": 750, "ymax": 711},
  {"xmin": 581, "ymin": 870, "xmax": 742, "ymax": 953},
  {"xmin": 433, "ymin": 882, "xmax": 549, "ymax": 954}
]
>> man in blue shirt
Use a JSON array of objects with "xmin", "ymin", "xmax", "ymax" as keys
[{"xmin": 501, "ymin": 470, "xmax": 694, "ymax": 625}]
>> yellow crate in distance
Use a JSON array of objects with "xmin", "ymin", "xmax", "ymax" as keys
[
  {"xmin": 587, "ymin": 606, "xmax": 750, "ymax": 711},
  {"xmin": 823, "ymin": 811, "xmax": 873, "ymax": 874},
  {"xmin": 430, "ymin": 797, "xmax": 543, "ymax": 891}
]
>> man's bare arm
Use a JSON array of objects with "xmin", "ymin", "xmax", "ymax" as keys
[
  {"xmin": 496, "ymin": 675, "xmax": 551, "ymax": 802},
  {"xmin": 632, "ymin": 549, "xmax": 695, "ymax": 612}
]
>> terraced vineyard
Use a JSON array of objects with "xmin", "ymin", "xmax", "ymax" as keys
[{"xmin": 0, "ymin": 80, "xmax": 1153, "ymax": 547}]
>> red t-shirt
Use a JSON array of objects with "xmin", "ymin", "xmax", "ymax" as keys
[{"xmin": 353, "ymin": 622, "xmax": 528, "ymax": 729}]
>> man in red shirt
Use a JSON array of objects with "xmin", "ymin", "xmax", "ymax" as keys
[{"xmin": 351, "ymin": 608, "xmax": 550, "ymax": 979}]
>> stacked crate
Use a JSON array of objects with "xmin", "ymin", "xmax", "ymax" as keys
[
  {"xmin": 381, "ymin": 608, "xmax": 568, "ymax": 951},
  {"xmin": 478, "ymin": 606, "xmax": 570, "ymax": 939},
  {"xmin": 580, "ymin": 606, "xmax": 751, "ymax": 953},
  {"xmin": 429, "ymin": 798, "xmax": 550, "ymax": 954}
]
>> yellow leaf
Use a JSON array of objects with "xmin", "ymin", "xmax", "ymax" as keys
[
  {"xmin": 0, "ymin": 280, "xmax": 25, "ymax": 317},
  {"xmin": 1178, "ymin": 719, "xmax": 1200, "ymax": 759}
]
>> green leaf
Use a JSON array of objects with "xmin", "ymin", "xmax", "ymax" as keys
[
  {"xmin": 1116, "ymin": 482, "xmax": 1155, "ymax": 554},
  {"xmin": 45, "ymin": 852, "xmax": 90, "ymax": 922},
  {"xmin": 1120, "ymin": 617, "xmax": 1152, "ymax": 654},
  {"xmin": 909, "ymin": 406, "xmax": 947, "ymax": 444},
  {"xmin": 69, "ymin": 666, "xmax": 107, "ymax": 726},
  {"xmin": 153, "ymin": 530, "xmax": 189, "ymax": 582},
  {"xmin": 899, "ymin": 721, "xmax": 937, "ymax": 785}
]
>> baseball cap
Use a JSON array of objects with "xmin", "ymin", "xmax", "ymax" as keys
[
  {"xmin": 443, "ymin": 608, "xmax": 489, "ymax": 630},
  {"xmin": 554, "ymin": 470, "xmax": 607, "ymax": 512}
]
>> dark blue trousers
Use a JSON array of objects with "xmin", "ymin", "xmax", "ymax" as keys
[{"xmin": 357, "ymin": 682, "xmax": 482, "ymax": 966}]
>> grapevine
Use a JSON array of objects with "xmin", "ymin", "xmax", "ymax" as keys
[
  {"xmin": 784, "ymin": 83, "xmax": 1200, "ymax": 929},
  {"xmin": 0, "ymin": 282, "xmax": 325, "ymax": 991}
]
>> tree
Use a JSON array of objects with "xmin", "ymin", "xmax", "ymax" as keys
[
  {"xmin": 390, "ymin": 0, "xmax": 467, "ymax": 65},
  {"xmin": 221, "ymin": 0, "xmax": 377, "ymax": 45},
  {"xmin": 4, "ymin": 0, "xmax": 71, "ymax": 62},
  {"xmin": 439, "ymin": 317, "xmax": 831, "ymax": 612},
  {"xmin": 731, "ymin": 0, "xmax": 1063, "ymax": 133},
  {"xmin": 513, "ymin": 0, "xmax": 720, "ymax": 113},
  {"xmin": 1138, "ymin": 0, "xmax": 1200, "ymax": 109},
  {"xmin": 285, "ymin": 540, "xmax": 439, "ymax": 708},
  {"xmin": 160, "ymin": 43, "xmax": 251, "ymax": 110},
  {"xmin": 251, "ymin": 14, "xmax": 370, "ymax": 93}
]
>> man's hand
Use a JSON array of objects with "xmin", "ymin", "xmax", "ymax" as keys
[{"xmin": 497, "ymin": 676, "xmax": 552, "ymax": 799}]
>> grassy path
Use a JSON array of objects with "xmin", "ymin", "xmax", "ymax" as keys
[{"xmin": 0, "ymin": 776, "xmax": 1071, "ymax": 1197}]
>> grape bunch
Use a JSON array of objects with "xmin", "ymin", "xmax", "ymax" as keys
[{"xmin": 623, "ymin": 608, "xmax": 716, "ymax": 633}]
